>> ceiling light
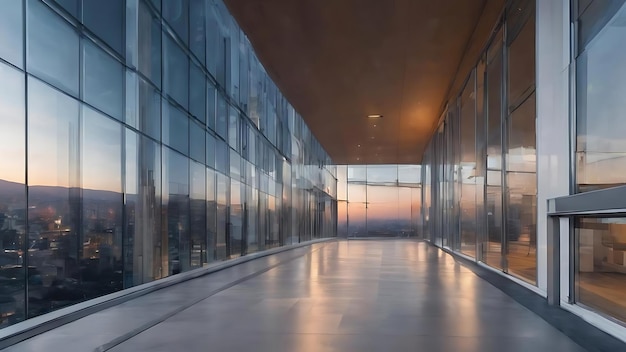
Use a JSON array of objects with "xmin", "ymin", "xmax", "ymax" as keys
[
  {"xmin": 367, "ymin": 114, "xmax": 383, "ymax": 119},
  {"xmin": 370, "ymin": 136, "xmax": 375, "ymax": 139},
  {"xmin": 373, "ymin": 124, "xmax": 377, "ymax": 127},
  {"xmin": 357, "ymin": 144, "xmax": 361, "ymax": 148}
]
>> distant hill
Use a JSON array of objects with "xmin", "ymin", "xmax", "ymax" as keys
[
  {"xmin": 0, "ymin": 179, "xmax": 25, "ymax": 198},
  {"xmin": 0, "ymin": 179, "xmax": 122, "ymax": 203}
]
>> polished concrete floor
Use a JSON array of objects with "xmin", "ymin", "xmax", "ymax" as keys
[{"xmin": 6, "ymin": 240, "xmax": 588, "ymax": 351}]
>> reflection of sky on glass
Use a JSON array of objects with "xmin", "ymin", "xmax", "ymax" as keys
[
  {"xmin": 367, "ymin": 165, "xmax": 397, "ymax": 183},
  {"xmin": 577, "ymin": 3, "xmax": 626, "ymax": 186},
  {"xmin": 336, "ymin": 165, "xmax": 347, "ymax": 200},
  {"xmin": 366, "ymin": 186, "xmax": 399, "ymax": 221},
  {"xmin": 191, "ymin": 161, "xmax": 206, "ymax": 200},
  {"xmin": 0, "ymin": 64, "xmax": 25, "ymax": 184},
  {"xmin": 82, "ymin": 106, "xmax": 122, "ymax": 192},
  {"xmin": 581, "ymin": 4, "xmax": 626, "ymax": 152},
  {"xmin": 341, "ymin": 165, "xmax": 422, "ymax": 224},
  {"xmin": 0, "ymin": 2, "xmax": 23, "ymax": 68},
  {"xmin": 28, "ymin": 77, "xmax": 79, "ymax": 188},
  {"xmin": 347, "ymin": 165, "xmax": 366, "ymax": 182}
]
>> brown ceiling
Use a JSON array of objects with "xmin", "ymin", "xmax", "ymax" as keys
[{"xmin": 225, "ymin": 0, "xmax": 504, "ymax": 164}]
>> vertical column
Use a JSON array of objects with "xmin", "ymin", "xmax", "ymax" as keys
[{"xmin": 535, "ymin": 0, "xmax": 571, "ymax": 293}]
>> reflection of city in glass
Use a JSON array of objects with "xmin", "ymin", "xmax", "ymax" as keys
[
  {"xmin": 0, "ymin": 0, "xmax": 336, "ymax": 328},
  {"xmin": 337, "ymin": 165, "xmax": 422, "ymax": 238}
]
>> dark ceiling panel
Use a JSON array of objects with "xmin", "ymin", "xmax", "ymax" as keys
[{"xmin": 225, "ymin": 0, "xmax": 496, "ymax": 164}]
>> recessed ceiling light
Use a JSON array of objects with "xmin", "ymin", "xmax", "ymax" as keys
[
  {"xmin": 373, "ymin": 124, "xmax": 377, "ymax": 127},
  {"xmin": 357, "ymin": 144, "xmax": 361, "ymax": 148},
  {"xmin": 367, "ymin": 114, "xmax": 383, "ymax": 119},
  {"xmin": 370, "ymin": 136, "xmax": 375, "ymax": 139},
  {"xmin": 356, "ymin": 157, "xmax": 360, "ymax": 161}
]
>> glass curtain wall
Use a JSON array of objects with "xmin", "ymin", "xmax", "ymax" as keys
[
  {"xmin": 338, "ymin": 165, "xmax": 422, "ymax": 238},
  {"xmin": 421, "ymin": 0, "xmax": 537, "ymax": 284},
  {"xmin": 576, "ymin": 0, "xmax": 626, "ymax": 192},
  {"xmin": 572, "ymin": 0, "xmax": 626, "ymax": 325},
  {"xmin": 0, "ymin": 0, "xmax": 336, "ymax": 329}
]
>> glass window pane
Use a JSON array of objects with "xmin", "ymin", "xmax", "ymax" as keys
[
  {"xmin": 207, "ymin": 82, "xmax": 216, "ymax": 131},
  {"xmin": 347, "ymin": 184, "xmax": 366, "ymax": 203},
  {"xmin": 227, "ymin": 25, "xmax": 240, "ymax": 102},
  {"xmin": 228, "ymin": 106, "xmax": 239, "ymax": 150},
  {"xmin": 485, "ymin": 31, "xmax": 504, "ymax": 269},
  {"xmin": 0, "ymin": 64, "xmax": 25, "ymax": 185},
  {"xmin": 398, "ymin": 165, "xmax": 421, "ymax": 185},
  {"xmin": 506, "ymin": 93, "xmax": 537, "ymax": 284},
  {"xmin": 82, "ymin": 107, "xmax": 122, "ymax": 192},
  {"xmin": 206, "ymin": 168, "xmax": 216, "ymax": 262},
  {"xmin": 508, "ymin": 13, "xmax": 535, "ymax": 106},
  {"xmin": 229, "ymin": 179, "xmax": 242, "ymax": 257},
  {"xmin": 366, "ymin": 186, "xmax": 399, "ymax": 237},
  {"xmin": 81, "ymin": 106, "xmax": 123, "ymax": 298},
  {"xmin": 239, "ymin": 40, "xmax": 249, "ymax": 109},
  {"xmin": 162, "ymin": 102, "xmax": 189, "ymax": 155},
  {"xmin": 576, "ymin": 217, "xmax": 626, "ymax": 323},
  {"xmin": 125, "ymin": 71, "xmax": 139, "ymax": 128},
  {"xmin": 190, "ymin": 120, "xmax": 205, "ymax": 163},
  {"xmin": 460, "ymin": 71, "xmax": 477, "ymax": 257},
  {"xmin": 27, "ymin": 77, "xmax": 81, "ymax": 317},
  {"xmin": 366, "ymin": 165, "xmax": 397, "ymax": 184},
  {"xmin": 189, "ymin": 0, "xmax": 205, "ymax": 62},
  {"xmin": 578, "ymin": 0, "xmax": 626, "ymax": 51},
  {"xmin": 347, "ymin": 202, "xmax": 367, "ymax": 237},
  {"xmin": 162, "ymin": 148, "xmax": 190, "ymax": 275},
  {"xmin": 247, "ymin": 128, "xmax": 256, "ymax": 164},
  {"xmin": 53, "ymin": 0, "xmax": 78, "ymax": 17},
  {"xmin": 190, "ymin": 161, "xmax": 206, "ymax": 267},
  {"xmin": 28, "ymin": 0, "xmax": 80, "ymax": 95},
  {"xmin": 164, "ymin": 34, "xmax": 189, "ymax": 109},
  {"xmin": 206, "ymin": 132, "xmax": 216, "ymax": 168},
  {"xmin": 215, "ymin": 172, "xmax": 229, "ymax": 259},
  {"xmin": 83, "ymin": 40, "xmax": 124, "ymax": 119},
  {"xmin": 205, "ymin": 3, "xmax": 220, "ymax": 79},
  {"xmin": 347, "ymin": 165, "xmax": 366, "ymax": 182},
  {"xmin": 138, "ymin": 0, "xmax": 161, "ymax": 87},
  {"xmin": 246, "ymin": 185, "xmax": 258, "ymax": 253},
  {"xmin": 230, "ymin": 149, "xmax": 241, "ymax": 180},
  {"xmin": 216, "ymin": 92, "xmax": 228, "ymax": 139},
  {"xmin": 0, "ymin": 63, "xmax": 26, "ymax": 327},
  {"xmin": 576, "ymin": 3, "xmax": 626, "ymax": 191},
  {"xmin": 139, "ymin": 77, "xmax": 161, "ymax": 140},
  {"xmin": 0, "ymin": 0, "xmax": 24, "ymax": 68},
  {"xmin": 163, "ymin": 0, "xmax": 188, "ymax": 44},
  {"xmin": 83, "ymin": 0, "xmax": 124, "ymax": 54},
  {"xmin": 337, "ymin": 200, "xmax": 347, "ymax": 238},
  {"xmin": 215, "ymin": 138, "xmax": 229, "ymax": 175},
  {"xmin": 124, "ymin": 129, "xmax": 162, "ymax": 285},
  {"xmin": 336, "ymin": 165, "xmax": 347, "ymax": 201},
  {"xmin": 189, "ymin": 63, "xmax": 206, "ymax": 123}
]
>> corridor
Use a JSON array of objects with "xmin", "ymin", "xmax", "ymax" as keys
[{"xmin": 5, "ymin": 240, "xmax": 592, "ymax": 351}]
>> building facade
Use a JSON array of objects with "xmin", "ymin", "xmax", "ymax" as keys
[
  {"xmin": 0, "ymin": 0, "xmax": 336, "ymax": 328},
  {"xmin": 421, "ymin": 0, "xmax": 626, "ymax": 342}
]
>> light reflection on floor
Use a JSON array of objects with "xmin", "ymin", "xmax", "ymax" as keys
[{"xmin": 106, "ymin": 240, "xmax": 582, "ymax": 352}]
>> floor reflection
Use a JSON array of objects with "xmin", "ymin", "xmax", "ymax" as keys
[{"xmin": 6, "ymin": 240, "xmax": 587, "ymax": 352}]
